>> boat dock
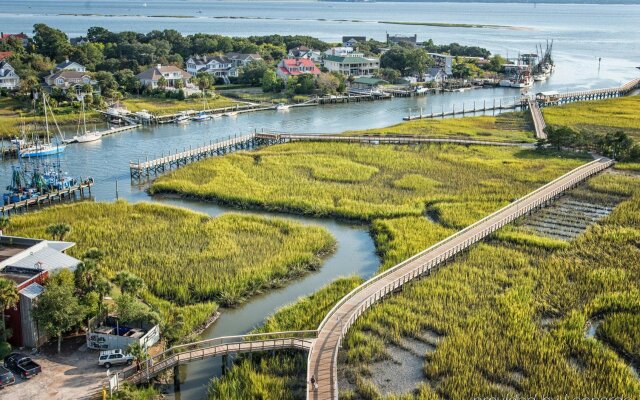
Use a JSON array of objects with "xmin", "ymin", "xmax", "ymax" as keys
[
  {"xmin": 535, "ymin": 78, "xmax": 640, "ymax": 106},
  {"xmin": 129, "ymin": 134, "xmax": 258, "ymax": 179},
  {"xmin": 403, "ymin": 97, "xmax": 526, "ymax": 120},
  {"xmin": 1, "ymin": 182, "xmax": 93, "ymax": 216}
]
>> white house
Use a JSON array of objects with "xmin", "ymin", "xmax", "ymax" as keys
[
  {"xmin": 55, "ymin": 59, "xmax": 87, "ymax": 72},
  {"xmin": 427, "ymin": 53, "xmax": 453, "ymax": 75},
  {"xmin": 288, "ymin": 46, "xmax": 322, "ymax": 64},
  {"xmin": 323, "ymin": 47, "xmax": 354, "ymax": 57},
  {"xmin": 424, "ymin": 67, "xmax": 448, "ymax": 83},
  {"xmin": 44, "ymin": 70, "xmax": 96, "ymax": 91},
  {"xmin": 0, "ymin": 61, "xmax": 20, "ymax": 90},
  {"xmin": 136, "ymin": 64, "xmax": 192, "ymax": 90},
  {"xmin": 323, "ymin": 53, "xmax": 380, "ymax": 77},
  {"xmin": 186, "ymin": 53, "xmax": 262, "ymax": 81}
]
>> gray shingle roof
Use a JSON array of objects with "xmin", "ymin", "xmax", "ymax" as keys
[{"xmin": 9, "ymin": 246, "xmax": 81, "ymax": 272}]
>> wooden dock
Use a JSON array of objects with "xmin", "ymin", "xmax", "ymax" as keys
[
  {"xmin": 403, "ymin": 97, "xmax": 526, "ymax": 121},
  {"xmin": 129, "ymin": 134, "xmax": 257, "ymax": 179},
  {"xmin": 528, "ymin": 99, "xmax": 547, "ymax": 140},
  {"xmin": 536, "ymin": 77, "xmax": 640, "ymax": 106},
  {"xmin": 1, "ymin": 182, "xmax": 93, "ymax": 216}
]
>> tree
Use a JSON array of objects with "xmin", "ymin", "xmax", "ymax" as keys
[
  {"xmin": 191, "ymin": 72, "xmax": 215, "ymax": 92},
  {"xmin": 544, "ymin": 125, "xmax": 578, "ymax": 150},
  {"xmin": 32, "ymin": 282, "xmax": 82, "ymax": 353},
  {"xmin": 597, "ymin": 131, "xmax": 636, "ymax": 161},
  {"xmin": 126, "ymin": 342, "xmax": 148, "ymax": 371},
  {"xmin": 114, "ymin": 294, "xmax": 158, "ymax": 326},
  {"xmin": 45, "ymin": 223, "xmax": 71, "ymax": 241},
  {"xmin": 157, "ymin": 76, "xmax": 167, "ymax": 90},
  {"xmin": 376, "ymin": 68, "xmax": 401, "ymax": 83},
  {"xmin": 261, "ymin": 69, "xmax": 282, "ymax": 93},
  {"xmin": 239, "ymin": 60, "xmax": 270, "ymax": 86},
  {"xmin": 488, "ymin": 54, "xmax": 507, "ymax": 72},
  {"xmin": 114, "ymin": 271, "xmax": 146, "ymax": 296},
  {"xmin": 95, "ymin": 71, "xmax": 120, "ymax": 99},
  {"xmin": 162, "ymin": 308, "xmax": 185, "ymax": 345},
  {"xmin": 0, "ymin": 278, "xmax": 19, "ymax": 343},
  {"xmin": 316, "ymin": 73, "xmax": 341, "ymax": 95},
  {"xmin": 32, "ymin": 23, "xmax": 71, "ymax": 61}
]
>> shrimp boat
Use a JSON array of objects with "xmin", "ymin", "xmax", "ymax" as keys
[
  {"xmin": 66, "ymin": 98, "xmax": 102, "ymax": 144},
  {"xmin": 20, "ymin": 94, "xmax": 66, "ymax": 158}
]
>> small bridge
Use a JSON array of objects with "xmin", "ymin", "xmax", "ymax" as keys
[{"xmin": 118, "ymin": 331, "xmax": 316, "ymax": 385}]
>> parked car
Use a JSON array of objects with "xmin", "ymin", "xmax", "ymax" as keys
[
  {"xmin": 0, "ymin": 366, "xmax": 15, "ymax": 388},
  {"xmin": 98, "ymin": 349, "xmax": 134, "ymax": 369},
  {"xmin": 3, "ymin": 353, "xmax": 41, "ymax": 379}
]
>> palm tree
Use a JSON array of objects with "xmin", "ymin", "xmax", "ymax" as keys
[
  {"xmin": 45, "ymin": 223, "xmax": 71, "ymax": 241},
  {"xmin": 0, "ymin": 217, "xmax": 9, "ymax": 236},
  {"xmin": 126, "ymin": 342, "xmax": 148, "ymax": 372},
  {"xmin": 114, "ymin": 271, "xmax": 146, "ymax": 297},
  {"xmin": 0, "ymin": 277, "xmax": 19, "ymax": 343}
]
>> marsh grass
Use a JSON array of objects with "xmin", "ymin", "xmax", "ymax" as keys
[
  {"xmin": 344, "ymin": 112, "xmax": 535, "ymax": 143},
  {"xmin": 150, "ymin": 142, "xmax": 587, "ymax": 226},
  {"xmin": 542, "ymin": 96, "xmax": 640, "ymax": 141},
  {"xmin": 7, "ymin": 201, "xmax": 335, "ymax": 335},
  {"xmin": 121, "ymin": 95, "xmax": 237, "ymax": 114}
]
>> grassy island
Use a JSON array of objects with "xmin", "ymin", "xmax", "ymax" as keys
[
  {"xmin": 7, "ymin": 201, "xmax": 336, "ymax": 336},
  {"xmin": 150, "ymin": 142, "xmax": 587, "ymax": 226}
]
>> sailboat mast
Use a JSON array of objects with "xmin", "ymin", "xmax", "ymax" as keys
[{"xmin": 43, "ymin": 93, "xmax": 50, "ymax": 145}]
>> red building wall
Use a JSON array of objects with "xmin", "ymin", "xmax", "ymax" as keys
[{"xmin": 5, "ymin": 271, "xmax": 48, "ymax": 347}]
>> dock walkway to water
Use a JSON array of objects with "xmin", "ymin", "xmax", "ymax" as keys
[
  {"xmin": 1, "ymin": 182, "xmax": 93, "ymax": 216},
  {"xmin": 403, "ymin": 97, "xmax": 526, "ymax": 121},
  {"xmin": 528, "ymin": 99, "xmax": 547, "ymax": 140},
  {"xmin": 536, "ymin": 77, "xmax": 640, "ymax": 106}
]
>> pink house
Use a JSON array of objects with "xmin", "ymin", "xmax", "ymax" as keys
[{"xmin": 276, "ymin": 58, "xmax": 321, "ymax": 79}]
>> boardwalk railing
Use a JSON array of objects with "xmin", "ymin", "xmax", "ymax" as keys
[
  {"xmin": 310, "ymin": 157, "xmax": 613, "ymax": 400},
  {"xmin": 255, "ymin": 133, "xmax": 532, "ymax": 147},
  {"xmin": 120, "ymin": 330, "xmax": 317, "ymax": 384},
  {"xmin": 528, "ymin": 99, "xmax": 547, "ymax": 140},
  {"xmin": 537, "ymin": 77, "xmax": 640, "ymax": 106}
]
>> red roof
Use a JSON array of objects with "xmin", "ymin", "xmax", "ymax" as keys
[
  {"xmin": 0, "ymin": 51, "xmax": 12, "ymax": 61},
  {"xmin": 1, "ymin": 33, "xmax": 28, "ymax": 40}
]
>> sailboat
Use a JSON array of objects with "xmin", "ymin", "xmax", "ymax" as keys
[
  {"xmin": 20, "ymin": 94, "xmax": 66, "ymax": 158},
  {"xmin": 192, "ymin": 93, "xmax": 211, "ymax": 121},
  {"xmin": 67, "ymin": 98, "xmax": 102, "ymax": 143}
]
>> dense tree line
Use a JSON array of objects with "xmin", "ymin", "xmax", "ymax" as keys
[{"xmin": 541, "ymin": 125, "xmax": 640, "ymax": 162}]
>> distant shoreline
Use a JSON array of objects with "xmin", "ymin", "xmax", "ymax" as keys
[{"xmin": 319, "ymin": 0, "xmax": 640, "ymax": 4}]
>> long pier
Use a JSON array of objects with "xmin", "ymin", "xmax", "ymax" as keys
[
  {"xmin": 403, "ymin": 97, "xmax": 526, "ymax": 121},
  {"xmin": 536, "ymin": 77, "xmax": 640, "ymax": 106},
  {"xmin": 1, "ymin": 182, "xmax": 93, "ymax": 216},
  {"xmin": 129, "ymin": 134, "xmax": 258, "ymax": 179},
  {"xmin": 528, "ymin": 99, "xmax": 547, "ymax": 140}
]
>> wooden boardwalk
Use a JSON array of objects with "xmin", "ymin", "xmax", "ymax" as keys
[
  {"xmin": 119, "ymin": 331, "xmax": 316, "ymax": 384},
  {"xmin": 254, "ymin": 133, "xmax": 534, "ymax": 147},
  {"xmin": 537, "ymin": 77, "xmax": 640, "ymax": 106},
  {"xmin": 528, "ymin": 99, "xmax": 547, "ymax": 140},
  {"xmin": 306, "ymin": 157, "xmax": 613, "ymax": 400},
  {"xmin": 129, "ymin": 134, "xmax": 257, "ymax": 179}
]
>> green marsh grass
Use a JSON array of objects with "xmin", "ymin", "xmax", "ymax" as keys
[
  {"xmin": 150, "ymin": 142, "xmax": 587, "ymax": 226},
  {"xmin": 8, "ymin": 201, "xmax": 335, "ymax": 335},
  {"xmin": 344, "ymin": 112, "xmax": 535, "ymax": 143}
]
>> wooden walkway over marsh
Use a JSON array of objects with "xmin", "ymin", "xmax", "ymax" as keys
[{"xmin": 120, "ymin": 157, "xmax": 613, "ymax": 399}]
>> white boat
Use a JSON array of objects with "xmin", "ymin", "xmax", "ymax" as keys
[
  {"xmin": 134, "ymin": 110, "xmax": 154, "ymax": 121},
  {"xmin": 192, "ymin": 111, "xmax": 211, "ymax": 121},
  {"xmin": 21, "ymin": 94, "xmax": 66, "ymax": 158},
  {"xmin": 175, "ymin": 112, "xmax": 191, "ymax": 124},
  {"xmin": 415, "ymin": 86, "xmax": 429, "ymax": 94},
  {"xmin": 68, "ymin": 98, "xmax": 103, "ymax": 144},
  {"xmin": 224, "ymin": 111, "xmax": 238, "ymax": 117},
  {"xmin": 499, "ymin": 79, "xmax": 514, "ymax": 87},
  {"xmin": 212, "ymin": 113, "xmax": 223, "ymax": 119},
  {"xmin": 275, "ymin": 103, "xmax": 290, "ymax": 111},
  {"xmin": 511, "ymin": 76, "xmax": 533, "ymax": 88},
  {"xmin": 533, "ymin": 74, "xmax": 547, "ymax": 82},
  {"xmin": 106, "ymin": 105, "xmax": 129, "ymax": 117}
]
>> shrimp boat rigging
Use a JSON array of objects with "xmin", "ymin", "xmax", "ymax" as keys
[{"xmin": 19, "ymin": 94, "xmax": 66, "ymax": 158}]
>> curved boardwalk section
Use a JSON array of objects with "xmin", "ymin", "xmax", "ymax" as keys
[{"xmin": 307, "ymin": 157, "xmax": 613, "ymax": 400}]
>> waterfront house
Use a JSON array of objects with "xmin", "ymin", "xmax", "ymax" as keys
[
  {"xmin": 323, "ymin": 53, "xmax": 380, "ymax": 77},
  {"xmin": 0, "ymin": 51, "xmax": 12, "ymax": 62},
  {"xmin": 324, "ymin": 47, "xmax": 354, "ymax": 57},
  {"xmin": 287, "ymin": 46, "xmax": 322, "ymax": 63},
  {"xmin": 424, "ymin": 68, "xmax": 447, "ymax": 83},
  {"xmin": 44, "ymin": 70, "xmax": 97, "ymax": 91},
  {"xmin": 0, "ymin": 60, "xmax": 19, "ymax": 90},
  {"xmin": 0, "ymin": 32, "xmax": 29, "ymax": 47},
  {"xmin": 387, "ymin": 34, "xmax": 418, "ymax": 47},
  {"xmin": 136, "ymin": 64, "xmax": 192, "ymax": 90},
  {"xmin": 55, "ymin": 59, "xmax": 87, "ymax": 73},
  {"xmin": 342, "ymin": 36, "xmax": 366, "ymax": 47},
  {"xmin": 427, "ymin": 53, "xmax": 453, "ymax": 75},
  {"xmin": 186, "ymin": 53, "xmax": 262, "ymax": 82},
  {"xmin": 276, "ymin": 58, "xmax": 321, "ymax": 79},
  {"xmin": 69, "ymin": 36, "xmax": 89, "ymax": 46},
  {"xmin": 0, "ymin": 235, "xmax": 81, "ymax": 348}
]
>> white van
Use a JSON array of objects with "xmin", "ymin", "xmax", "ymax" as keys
[{"xmin": 98, "ymin": 349, "xmax": 134, "ymax": 368}]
